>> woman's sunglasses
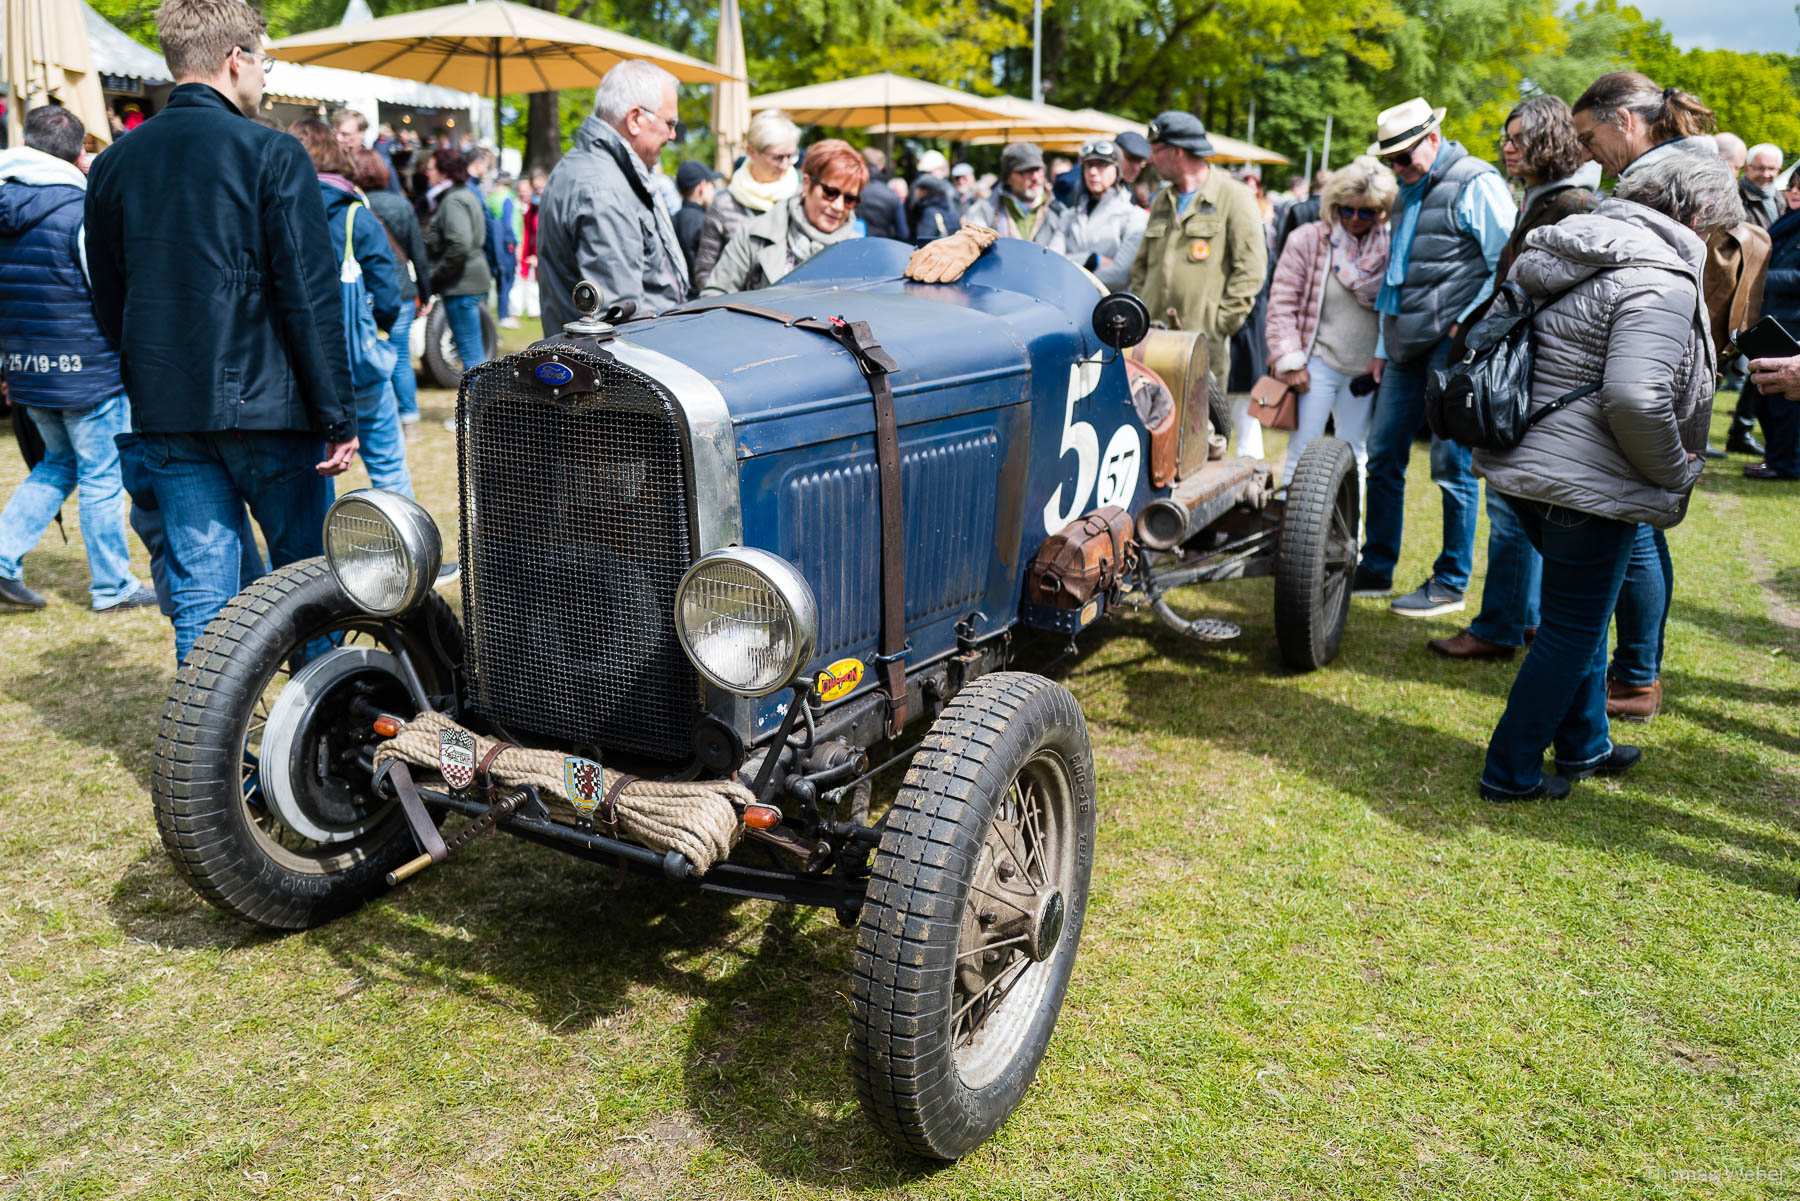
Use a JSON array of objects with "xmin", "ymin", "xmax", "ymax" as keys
[
  {"xmin": 813, "ymin": 179, "xmax": 861, "ymax": 207},
  {"xmin": 1336, "ymin": 205, "xmax": 1380, "ymax": 221}
]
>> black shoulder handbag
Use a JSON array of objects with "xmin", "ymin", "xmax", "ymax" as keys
[{"xmin": 1425, "ymin": 280, "xmax": 1599, "ymax": 452}]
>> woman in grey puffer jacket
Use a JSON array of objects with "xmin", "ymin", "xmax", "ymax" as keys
[{"xmin": 1475, "ymin": 153, "xmax": 1743, "ymax": 802}]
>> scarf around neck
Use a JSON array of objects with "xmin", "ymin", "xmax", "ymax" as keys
[
  {"xmin": 1743, "ymin": 179, "xmax": 1780, "ymax": 225},
  {"xmin": 1329, "ymin": 219, "xmax": 1390, "ymax": 307},
  {"xmin": 1376, "ymin": 140, "xmax": 1466, "ymax": 316},
  {"xmin": 728, "ymin": 161, "xmax": 798, "ymax": 213},
  {"xmin": 1001, "ymin": 188, "xmax": 1048, "ymax": 239},
  {"xmin": 782, "ymin": 193, "xmax": 859, "ymax": 269}
]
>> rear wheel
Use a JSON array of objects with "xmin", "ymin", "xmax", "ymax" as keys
[
  {"xmin": 420, "ymin": 300, "xmax": 499, "ymax": 389},
  {"xmin": 850, "ymin": 673, "xmax": 1095, "ymax": 1159},
  {"xmin": 152, "ymin": 559, "xmax": 460, "ymax": 929},
  {"xmin": 1275, "ymin": 436, "xmax": 1358, "ymax": 669}
]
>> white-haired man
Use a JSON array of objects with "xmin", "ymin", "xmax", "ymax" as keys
[
  {"xmin": 1741, "ymin": 143, "xmax": 1787, "ymax": 229},
  {"xmin": 538, "ymin": 59, "xmax": 687, "ymax": 328}
]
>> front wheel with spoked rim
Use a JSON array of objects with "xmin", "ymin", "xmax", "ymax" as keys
[
  {"xmin": 849, "ymin": 672, "xmax": 1095, "ymax": 1160},
  {"xmin": 152, "ymin": 558, "xmax": 459, "ymax": 930},
  {"xmin": 1275, "ymin": 435, "xmax": 1358, "ymax": 670}
]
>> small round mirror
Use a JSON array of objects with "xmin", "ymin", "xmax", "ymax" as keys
[
  {"xmin": 1092, "ymin": 292, "xmax": 1151, "ymax": 351},
  {"xmin": 571, "ymin": 279, "xmax": 602, "ymax": 317}
]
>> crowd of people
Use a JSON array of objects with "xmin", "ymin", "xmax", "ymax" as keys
[{"xmin": 0, "ymin": 0, "xmax": 1796, "ymax": 805}]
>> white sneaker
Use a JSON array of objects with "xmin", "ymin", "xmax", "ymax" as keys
[
  {"xmin": 435, "ymin": 562, "xmax": 461, "ymax": 590},
  {"xmin": 498, "ymin": 317, "xmax": 521, "ymax": 329}
]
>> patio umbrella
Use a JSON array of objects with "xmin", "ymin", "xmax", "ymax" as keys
[
  {"xmin": 269, "ymin": 0, "xmax": 738, "ymax": 149},
  {"xmin": 710, "ymin": 0, "xmax": 747, "ymax": 174},
  {"xmin": 868, "ymin": 95, "xmax": 1111, "ymax": 143},
  {"xmin": 749, "ymin": 72, "xmax": 1007, "ymax": 128},
  {"xmin": 2, "ymin": 0, "xmax": 111, "ymax": 146}
]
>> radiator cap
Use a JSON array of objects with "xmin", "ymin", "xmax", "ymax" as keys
[{"xmin": 561, "ymin": 279, "xmax": 617, "ymax": 340}]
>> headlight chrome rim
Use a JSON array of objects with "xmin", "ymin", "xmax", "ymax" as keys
[
  {"xmin": 323, "ymin": 489, "xmax": 443, "ymax": 618},
  {"xmin": 675, "ymin": 548, "xmax": 818, "ymax": 697}
]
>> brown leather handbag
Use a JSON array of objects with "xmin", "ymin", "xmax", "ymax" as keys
[
  {"xmin": 1027, "ymin": 506, "xmax": 1138, "ymax": 608},
  {"xmin": 1248, "ymin": 374, "xmax": 1298, "ymax": 431}
]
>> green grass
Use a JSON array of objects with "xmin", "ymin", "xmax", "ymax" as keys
[{"xmin": 1, "ymin": 349, "xmax": 1796, "ymax": 1197}]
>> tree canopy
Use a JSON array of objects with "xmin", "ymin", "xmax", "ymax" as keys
[{"xmin": 89, "ymin": 0, "xmax": 1800, "ymax": 171}]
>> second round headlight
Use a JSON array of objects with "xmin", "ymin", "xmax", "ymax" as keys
[
  {"xmin": 323, "ymin": 489, "xmax": 443, "ymax": 617},
  {"xmin": 675, "ymin": 548, "xmax": 818, "ymax": 697}
]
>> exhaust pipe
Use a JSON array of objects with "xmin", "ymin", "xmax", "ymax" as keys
[{"xmin": 1136, "ymin": 458, "xmax": 1260, "ymax": 550}]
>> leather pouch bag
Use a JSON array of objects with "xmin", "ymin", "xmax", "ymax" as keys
[
  {"xmin": 1028, "ymin": 506, "xmax": 1138, "ymax": 608},
  {"xmin": 1248, "ymin": 374, "xmax": 1298, "ymax": 431}
]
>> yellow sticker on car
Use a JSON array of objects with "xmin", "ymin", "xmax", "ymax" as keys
[{"xmin": 815, "ymin": 657, "xmax": 865, "ymax": 702}]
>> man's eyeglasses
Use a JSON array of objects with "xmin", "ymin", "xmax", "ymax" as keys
[
  {"xmin": 239, "ymin": 47, "xmax": 277, "ymax": 73},
  {"xmin": 812, "ymin": 179, "xmax": 861, "ymax": 207},
  {"xmin": 758, "ymin": 148, "xmax": 798, "ymax": 165},
  {"xmin": 633, "ymin": 107, "xmax": 685, "ymax": 142},
  {"xmin": 1336, "ymin": 205, "xmax": 1380, "ymax": 221},
  {"xmin": 1382, "ymin": 144, "xmax": 1416, "ymax": 168}
]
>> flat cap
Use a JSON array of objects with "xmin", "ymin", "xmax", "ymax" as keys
[
  {"xmin": 1146, "ymin": 111, "xmax": 1213, "ymax": 157},
  {"xmin": 1115, "ymin": 130, "xmax": 1151, "ymax": 160},
  {"xmin": 1000, "ymin": 141, "xmax": 1045, "ymax": 176}
]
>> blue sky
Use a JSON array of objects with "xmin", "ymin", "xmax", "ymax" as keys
[{"xmin": 1619, "ymin": 0, "xmax": 1800, "ymax": 53}]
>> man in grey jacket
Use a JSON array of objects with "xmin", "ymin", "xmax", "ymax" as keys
[
  {"xmin": 538, "ymin": 59, "xmax": 687, "ymax": 331},
  {"xmin": 966, "ymin": 142, "xmax": 1067, "ymax": 251}
]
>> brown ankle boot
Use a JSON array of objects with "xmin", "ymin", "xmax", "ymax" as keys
[{"xmin": 1606, "ymin": 678, "xmax": 1662, "ymax": 722}]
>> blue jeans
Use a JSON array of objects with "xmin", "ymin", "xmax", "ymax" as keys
[
  {"xmin": 1750, "ymin": 379, "xmax": 1800, "ymax": 475},
  {"xmin": 1359, "ymin": 337, "xmax": 1480, "ymax": 592},
  {"xmin": 443, "ymin": 294, "xmax": 487, "ymax": 372},
  {"xmin": 495, "ymin": 251, "xmax": 516, "ymax": 320},
  {"xmin": 355, "ymin": 383, "xmax": 414, "ymax": 498},
  {"xmin": 117, "ymin": 432, "xmax": 264, "ymax": 619},
  {"xmin": 136, "ymin": 431, "xmax": 332, "ymax": 663},
  {"xmin": 390, "ymin": 299, "xmax": 419, "ymax": 421},
  {"xmin": 0, "ymin": 393, "xmax": 142, "ymax": 607},
  {"xmin": 1481, "ymin": 497, "xmax": 1635, "ymax": 796},
  {"xmin": 1609, "ymin": 524, "xmax": 1671, "ymax": 687},
  {"xmin": 1468, "ymin": 488, "xmax": 1542, "ymax": 648}
]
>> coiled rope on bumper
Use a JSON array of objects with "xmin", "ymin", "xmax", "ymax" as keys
[{"xmin": 374, "ymin": 711, "xmax": 747, "ymax": 874}]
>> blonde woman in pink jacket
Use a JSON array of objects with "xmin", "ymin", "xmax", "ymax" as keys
[{"xmin": 1264, "ymin": 156, "xmax": 1397, "ymax": 490}]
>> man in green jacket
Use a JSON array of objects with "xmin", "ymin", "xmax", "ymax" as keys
[{"xmin": 1128, "ymin": 111, "xmax": 1267, "ymax": 391}]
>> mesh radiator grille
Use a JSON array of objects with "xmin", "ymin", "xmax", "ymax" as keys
[{"xmin": 457, "ymin": 347, "xmax": 698, "ymax": 762}]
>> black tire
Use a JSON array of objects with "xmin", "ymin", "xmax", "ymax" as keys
[
  {"xmin": 152, "ymin": 559, "xmax": 459, "ymax": 930},
  {"xmin": 420, "ymin": 300, "xmax": 499, "ymax": 389},
  {"xmin": 850, "ymin": 672, "xmax": 1095, "ymax": 1160},
  {"xmin": 1207, "ymin": 370, "xmax": 1231, "ymax": 441},
  {"xmin": 1275, "ymin": 436, "xmax": 1358, "ymax": 670}
]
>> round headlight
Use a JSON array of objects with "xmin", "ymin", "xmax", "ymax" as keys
[
  {"xmin": 675, "ymin": 548, "xmax": 818, "ymax": 697},
  {"xmin": 324, "ymin": 490, "xmax": 443, "ymax": 617}
]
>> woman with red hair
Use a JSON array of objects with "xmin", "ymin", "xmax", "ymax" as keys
[{"xmin": 700, "ymin": 138, "xmax": 868, "ymax": 295}]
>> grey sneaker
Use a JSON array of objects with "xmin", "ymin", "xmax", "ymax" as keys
[
  {"xmin": 0, "ymin": 575, "xmax": 46, "ymax": 609},
  {"xmin": 96, "ymin": 584, "xmax": 157, "ymax": 613},
  {"xmin": 434, "ymin": 562, "xmax": 462, "ymax": 590},
  {"xmin": 1389, "ymin": 577, "xmax": 1466, "ymax": 618}
]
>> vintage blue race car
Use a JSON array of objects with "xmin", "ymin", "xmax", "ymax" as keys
[{"xmin": 152, "ymin": 236, "xmax": 1358, "ymax": 1160}]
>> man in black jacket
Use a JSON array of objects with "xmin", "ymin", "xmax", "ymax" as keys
[{"xmin": 85, "ymin": 0, "xmax": 358, "ymax": 663}]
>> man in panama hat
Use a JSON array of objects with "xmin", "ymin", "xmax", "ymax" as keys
[{"xmin": 1353, "ymin": 97, "xmax": 1517, "ymax": 620}]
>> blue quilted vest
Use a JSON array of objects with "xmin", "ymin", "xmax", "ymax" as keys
[
  {"xmin": 0, "ymin": 149, "xmax": 124, "ymax": 410},
  {"xmin": 1382, "ymin": 143, "xmax": 1500, "ymax": 365}
]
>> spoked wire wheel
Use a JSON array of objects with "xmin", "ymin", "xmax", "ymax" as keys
[
  {"xmin": 952, "ymin": 750, "xmax": 1076, "ymax": 1088},
  {"xmin": 850, "ymin": 673, "xmax": 1095, "ymax": 1160},
  {"xmin": 154, "ymin": 559, "xmax": 458, "ymax": 929}
]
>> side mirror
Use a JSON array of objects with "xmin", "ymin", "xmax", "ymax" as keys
[{"xmin": 1092, "ymin": 292, "xmax": 1151, "ymax": 353}]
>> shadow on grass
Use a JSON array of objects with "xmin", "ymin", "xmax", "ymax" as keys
[
  {"xmin": 107, "ymin": 816, "xmax": 933, "ymax": 1187},
  {"xmin": 1112, "ymin": 631, "xmax": 1800, "ymax": 896},
  {"xmin": 4, "ymin": 635, "xmax": 167, "ymax": 789}
]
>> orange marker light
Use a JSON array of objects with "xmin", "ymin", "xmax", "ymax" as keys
[
  {"xmin": 373, "ymin": 716, "xmax": 401, "ymax": 738},
  {"xmin": 743, "ymin": 804, "xmax": 781, "ymax": 830}
]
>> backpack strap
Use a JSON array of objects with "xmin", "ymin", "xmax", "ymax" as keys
[
  {"xmin": 342, "ymin": 201, "xmax": 360, "ymax": 271},
  {"xmin": 1525, "ymin": 381, "xmax": 1601, "ymax": 430}
]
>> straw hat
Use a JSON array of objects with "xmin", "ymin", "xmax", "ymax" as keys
[{"xmin": 1367, "ymin": 97, "xmax": 1446, "ymax": 157}]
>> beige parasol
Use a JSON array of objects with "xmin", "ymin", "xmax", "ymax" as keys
[
  {"xmin": 710, "ymin": 0, "xmax": 747, "ymax": 174},
  {"xmin": 2, "ymin": 0, "xmax": 112, "ymax": 147},
  {"xmin": 269, "ymin": 0, "xmax": 738, "ymax": 147},
  {"xmin": 748, "ymin": 72, "xmax": 1008, "ymax": 128}
]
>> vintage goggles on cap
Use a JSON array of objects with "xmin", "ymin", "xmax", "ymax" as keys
[{"xmin": 1080, "ymin": 139, "xmax": 1118, "ymax": 161}]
